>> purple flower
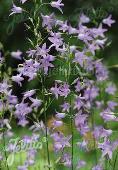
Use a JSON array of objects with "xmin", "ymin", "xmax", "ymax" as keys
[
  {"xmin": 77, "ymin": 160, "xmax": 86, "ymax": 169},
  {"xmin": 94, "ymin": 60, "xmax": 108, "ymax": 81},
  {"xmin": 10, "ymin": 4, "xmax": 23, "ymax": 16},
  {"xmin": 92, "ymin": 165, "xmax": 103, "ymax": 170},
  {"xmin": 23, "ymin": 90, "xmax": 36, "ymax": 100},
  {"xmin": 93, "ymin": 126, "xmax": 112, "ymax": 140},
  {"xmin": 55, "ymin": 112, "xmax": 66, "ymax": 119},
  {"xmin": 29, "ymin": 97, "xmax": 42, "ymax": 109},
  {"xmin": 68, "ymin": 26, "xmax": 78, "ymax": 35},
  {"xmin": 51, "ymin": 0, "xmax": 64, "ymax": 14},
  {"xmin": 41, "ymin": 13, "xmax": 55, "ymax": 30},
  {"xmin": 18, "ymin": 59, "xmax": 40, "ymax": 81},
  {"xmin": 98, "ymin": 139, "xmax": 113, "ymax": 159},
  {"xmin": 61, "ymin": 102, "xmax": 70, "ymax": 112},
  {"xmin": 51, "ymin": 132, "xmax": 71, "ymax": 152},
  {"xmin": 11, "ymin": 50, "xmax": 22, "ymax": 60},
  {"xmin": 95, "ymin": 38, "xmax": 107, "ymax": 49},
  {"xmin": 74, "ymin": 96, "xmax": 85, "ymax": 110},
  {"xmin": 0, "ymin": 154, "xmax": 3, "ymax": 161},
  {"xmin": 14, "ymin": 102, "xmax": 32, "ymax": 127},
  {"xmin": 77, "ymin": 140, "xmax": 88, "ymax": 151},
  {"xmin": 18, "ymin": 165, "xmax": 28, "ymax": 170},
  {"xmin": 107, "ymin": 101, "xmax": 117, "ymax": 110},
  {"xmin": 96, "ymin": 101, "xmax": 104, "ymax": 109},
  {"xmin": 40, "ymin": 54, "xmax": 55, "ymax": 74},
  {"xmin": 18, "ymin": 118, "xmax": 29, "ymax": 127},
  {"xmin": 100, "ymin": 109, "xmax": 118, "ymax": 122},
  {"xmin": 77, "ymin": 25, "xmax": 92, "ymax": 42},
  {"xmin": 58, "ymin": 21, "xmax": 69, "ymax": 32},
  {"xmin": 61, "ymin": 153, "xmax": 71, "ymax": 167},
  {"xmin": 59, "ymin": 83, "xmax": 70, "ymax": 97},
  {"xmin": 92, "ymin": 24, "xmax": 107, "ymax": 38},
  {"xmin": 51, "ymin": 81, "xmax": 70, "ymax": 99},
  {"xmin": 48, "ymin": 32, "xmax": 63, "ymax": 49},
  {"xmin": 84, "ymin": 86, "xmax": 99, "ymax": 101},
  {"xmin": 50, "ymin": 82, "xmax": 60, "ymax": 99},
  {"xmin": 36, "ymin": 43, "xmax": 49, "ymax": 57},
  {"xmin": 53, "ymin": 120, "xmax": 63, "ymax": 128},
  {"xmin": 7, "ymin": 90, "xmax": 18, "ymax": 105},
  {"xmin": 0, "ymin": 80, "xmax": 11, "ymax": 94},
  {"xmin": 75, "ymin": 111, "xmax": 90, "ymax": 134},
  {"xmin": 73, "ymin": 51, "xmax": 87, "ymax": 67},
  {"xmin": 79, "ymin": 13, "xmax": 90, "ymax": 24},
  {"xmin": 105, "ymin": 84, "xmax": 116, "ymax": 95},
  {"xmin": 0, "ymin": 51, "xmax": 4, "ymax": 64},
  {"xmin": 30, "ymin": 121, "xmax": 45, "ymax": 132},
  {"xmin": 26, "ymin": 49, "xmax": 36, "ymax": 58},
  {"xmin": 12, "ymin": 74, "xmax": 24, "ymax": 86},
  {"xmin": 75, "ymin": 112, "xmax": 88, "ymax": 127},
  {"xmin": 103, "ymin": 15, "xmax": 115, "ymax": 27}
]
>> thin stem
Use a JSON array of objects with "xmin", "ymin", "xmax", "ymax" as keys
[
  {"xmin": 91, "ymin": 110, "xmax": 97, "ymax": 165},
  {"xmin": 42, "ymin": 75, "xmax": 51, "ymax": 170},
  {"xmin": 113, "ymin": 150, "xmax": 118, "ymax": 170},
  {"xmin": 70, "ymin": 111, "xmax": 74, "ymax": 170},
  {"xmin": 3, "ymin": 131, "xmax": 10, "ymax": 170},
  {"xmin": 67, "ymin": 48, "xmax": 74, "ymax": 170},
  {"xmin": 35, "ymin": 3, "xmax": 50, "ymax": 17}
]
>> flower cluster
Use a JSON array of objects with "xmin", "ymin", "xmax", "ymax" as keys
[{"xmin": 0, "ymin": 0, "xmax": 117, "ymax": 170}]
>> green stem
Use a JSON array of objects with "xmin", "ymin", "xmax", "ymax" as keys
[
  {"xmin": 3, "ymin": 131, "xmax": 9, "ymax": 170},
  {"xmin": 91, "ymin": 108, "xmax": 97, "ymax": 165},
  {"xmin": 113, "ymin": 150, "xmax": 118, "ymax": 170},
  {"xmin": 42, "ymin": 76, "xmax": 51, "ymax": 170},
  {"xmin": 70, "ymin": 114, "xmax": 74, "ymax": 170},
  {"xmin": 67, "ymin": 50, "xmax": 74, "ymax": 170}
]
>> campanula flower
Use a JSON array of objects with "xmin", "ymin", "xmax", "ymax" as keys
[
  {"xmin": 18, "ymin": 165, "xmax": 28, "ymax": 170},
  {"xmin": 98, "ymin": 139, "xmax": 113, "ymax": 159},
  {"xmin": 77, "ymin": 160, "xmax": 86, "ymax": 169},
  {"xmin": 107, "ymin": 101, "xmax": 117, "ymax": 110},
  {"xmin": 40, "ymin": 54, "xmax": 55, "ymax": 74},
  {"xmin": 92, "ymin": 165, "xmax": 103, "ymax": 170},
  {"xmin": 105, "ymin": 84, "xmax": 116, "ymax": 95},
  {"xmin": 53, "ymin": 120, "xmax": 63, "ymax": 128},
  {"xmin": 61, "ymin": 102, "xmax": 70, "ymax": 112},
  {"xmin": 10, "ymin": 4, "xmax": 23, "ymax": 16},
  {"xmin": 100, "ymin": 109, "xmax": 118, "ymax": 122},
  {"xmin": 79, "ymin": 13, "xmax": 90, "ymax": 24},
  {"xmin": 23, "ymin": 90, "xmax": 36, "ymax": 100},
  {"xmin": 51, "ymin": 0, "xmax": 64, "ymax": 14},
  {"xmin": 12, "ymin": 74, "xmax": 24, "ymax": 86},
  {"xmin": 55, "ymin": 112, "xmax": 66, "ymax": 119},
  {"xmin": 11, "ymin": 50, "xmax": 22, "ymax": 60},
  {"xmin": 29, "ymin": 97, "xmax": 42, "ymax": 110},
  {"xmin": 0, "ymin": 51, "xmax": 4, "ymax": 64},
  {"xmin": 103, "ymin": 15, "xmax": 115, "ymax": 27},
  {"xmin": 48, "ymin": 32, "xmax": 63, "ymax": 49},
  {"xmin": 41, "ymin": 13, "xmax": 55, "ymax": 30}
]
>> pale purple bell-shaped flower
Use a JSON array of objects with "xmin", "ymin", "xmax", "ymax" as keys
[
  {"xmin": 11, "ymin": 50, "xmax": 22, "ymax": 60},
  {"xmin": 10, "ymin": 4, "xmax": 23, "ymax": 16},
  {"xmin": 103, "ymin": 15, "xmax": 115, "ymax": 27},
  {"xmin": 12, "ymin": 74, "xmax": 24, "ymax": 86},
  {"xmin": 51, "ymin": 0, "xmax": 64, "ymax": 14},
  {"xmin": 55, "ymin": 112, "xmax": 66, "ymax": 119}
]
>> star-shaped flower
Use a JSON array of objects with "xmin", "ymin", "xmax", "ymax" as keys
[
  {"xmin": 103, "ymin": 15, "xmax": 115, "ymax": 27},
  {"xmin": 51, "ymin": 0, "xmax": 64, "ymax": 13}
]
